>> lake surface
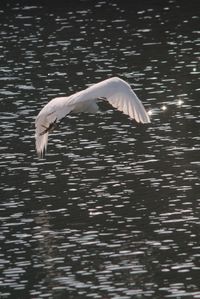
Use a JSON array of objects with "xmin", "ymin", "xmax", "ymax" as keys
[{"xmin": 0, "ymin": 0, "xmax": 200, "ymax": 298}]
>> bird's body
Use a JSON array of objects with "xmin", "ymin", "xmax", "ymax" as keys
[{"xmin": 35, "ymin": 77, "xmax": 150, "ymax": 156}]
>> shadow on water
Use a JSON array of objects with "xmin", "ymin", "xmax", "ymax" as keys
[{"xmin": 0, "ymin": 0, "xmax": 200, "ymax": 298}]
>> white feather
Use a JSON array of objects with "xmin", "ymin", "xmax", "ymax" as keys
[{"xmin": 35, "ymin": 77, "xmax": 150, "ymax": 156}]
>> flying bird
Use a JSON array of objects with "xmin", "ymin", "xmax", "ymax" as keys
[{"xmin": 35, "ymin": 77, "xmax": 150, "ymax": 157}]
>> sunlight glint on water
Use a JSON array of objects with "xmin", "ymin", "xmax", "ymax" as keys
[{"xmin": 0, "ymin": 1, "xmax": 199, "ymax": 298}]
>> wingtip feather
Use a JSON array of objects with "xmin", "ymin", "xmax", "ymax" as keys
[
  {"xmin": 35, "ymin": 114, "xmax": 49, "ymax": 158},
  {"xmin": 35, "ymin": 130, "xmax": 48, "ymax": 158}
]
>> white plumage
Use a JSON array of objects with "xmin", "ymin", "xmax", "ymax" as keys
[{"xmin": 35, "ymin": 77, "xmax": 150, "ymax": 156}]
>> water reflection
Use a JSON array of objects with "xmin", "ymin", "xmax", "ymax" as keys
[{"xmin": 0, "ymin": 0, "xmax": 200, "ymax": 298}]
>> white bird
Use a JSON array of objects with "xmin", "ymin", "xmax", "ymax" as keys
[{"xmin": 35, "ymin": 77, "xmax": 150, "ymax": 157}]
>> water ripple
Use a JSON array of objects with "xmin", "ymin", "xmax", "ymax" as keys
[{"xmin": 0, "ymin": 1, "xmax": 199, "ymax": 298}]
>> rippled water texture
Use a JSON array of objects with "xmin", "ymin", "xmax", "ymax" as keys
[{"xmin": 0, "ymin": 0, "xmax": 200, "ymax": 298}]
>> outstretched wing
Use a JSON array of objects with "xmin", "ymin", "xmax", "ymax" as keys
[
  {"xmin": 67, "ymin": 77, "xmax": 150, "ymax": 123},
  {"xmin": 35, "ymin": 77, "xmax": 150, "ymax": 156},
  {"xmin": 35, "ymin": 96, "xmax": 74, "ymax": 157}
]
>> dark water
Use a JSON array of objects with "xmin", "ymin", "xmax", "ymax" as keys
[{"xmin": 0, "ymin": 0, "xmax": 200, "ymax": 298}]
